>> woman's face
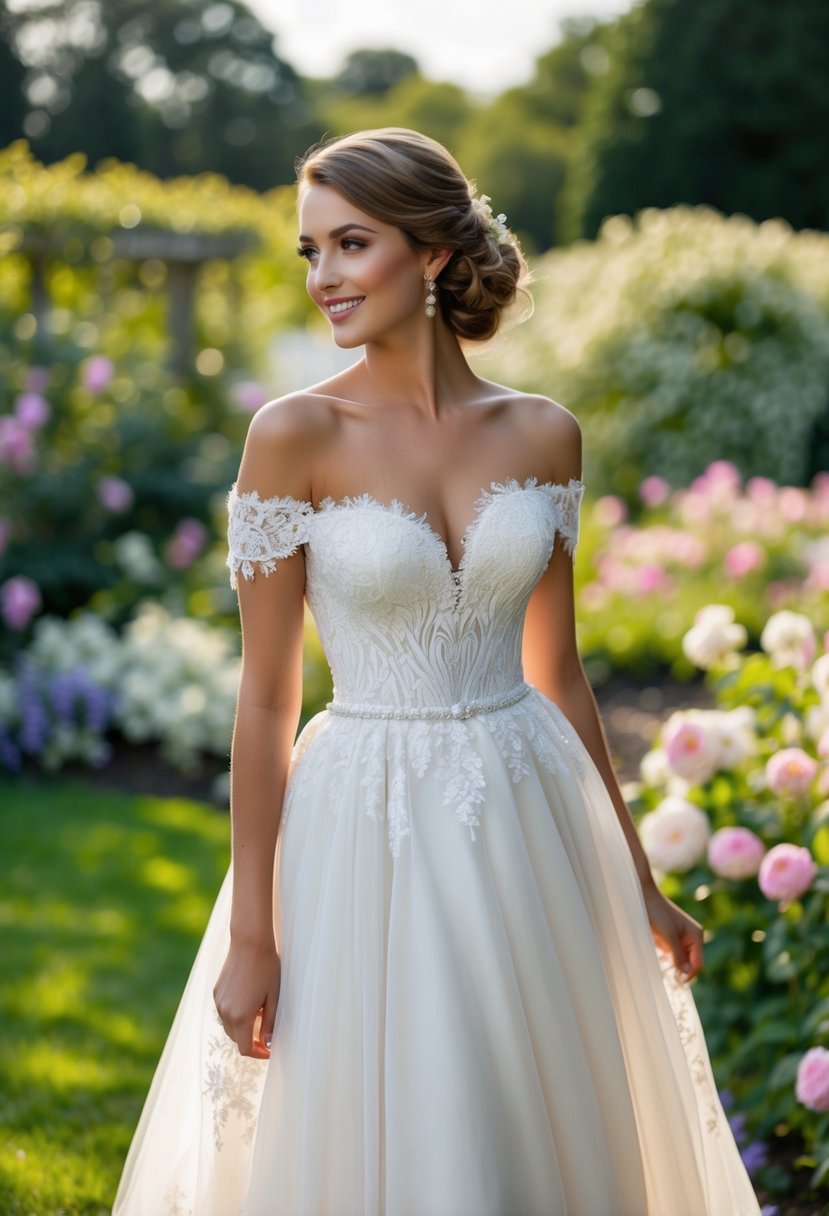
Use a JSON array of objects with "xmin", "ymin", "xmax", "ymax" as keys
[{"xmin": 298, "ymin": 184, "xmax": 428, "ymax": 348}]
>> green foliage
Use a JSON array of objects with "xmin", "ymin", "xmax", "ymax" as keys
[
  {"xmin": 483, "ymin": 206, "xmax": 829, "ymax": 497},
  {"xmin": 1, "ymin": 0, "xmax": 317, "ymax": 191},
  {"xmin": 630, "ymin": 625, "xmax": 829, "ymax": 1194},
  {"xmin": 0, "ymin": 781, "xmax": 229, "ymax": 1214},
  {"xmin": 564, "ymin": 0, "xmax": 829, "ymax": 242},
  {"xmin": 329, "ymin": 49, "xmax": 419, "ymax": 97}
]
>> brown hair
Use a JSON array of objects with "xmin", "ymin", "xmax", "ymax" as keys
[{"xmin": 296, "ymin": 128, "xmax": 531, "ymax": 342}]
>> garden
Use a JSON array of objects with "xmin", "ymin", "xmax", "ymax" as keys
[{"xmin": 3, "ymin": 147, "xmax": 829, "ymax": 1214}]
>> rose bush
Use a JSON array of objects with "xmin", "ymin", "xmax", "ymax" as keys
[{"xmin": 631, "ymin": 607, "xmax": 829, "ymax": 1198}]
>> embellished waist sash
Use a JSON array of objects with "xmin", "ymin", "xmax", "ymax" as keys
[{"xmin": 325, "ymin": 682, "xmax": 531, "ymax": 722}]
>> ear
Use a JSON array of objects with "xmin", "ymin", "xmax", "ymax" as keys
[{"xmin": 422, "ymin": 248, "xmax": 453, "ymax": 281}]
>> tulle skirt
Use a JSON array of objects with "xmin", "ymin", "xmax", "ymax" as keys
[{"xmin": 113, "ymin": 691, "xmax": 760, "ymax": 1215}]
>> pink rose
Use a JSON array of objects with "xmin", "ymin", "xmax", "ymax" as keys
[
  {"xmin": 83, "ymin": 355, "xmax": 115, "ymax": 394},
  {"xmin": 765, "ymin": 748, "xmax": 818, "ymax": 798},
  {"xmin": 663, "ymin": 714, "xmax": 720, "ymax": 783},
  {"xmin": 707, "ymin": 827, "xmax": 766, "ymax": 880},
  {"xmin": 165, "ymin": 518, "xmax": 208, "ymax": 569},
  {"xmin": 724, "ymin": 541, "xmax": 765, "ymax": 579},
  {"xmin": 14, "ymin": 391, "xmax": 50, "ymax": 430},
  {"xmin": 796, "ymin": 1047, "xmax": 829, "ymax": 1113},
  {"xmin": 0, "ymin": 575, "xmax": 42, "ymax": 630},
  {"xmin": 639, "ymin": 475, "xmax": 671, "ymax": 508},
  {"xmin": 758, "ymin": 843, "xmax": 816, "ymax": 904},
  {"xmin": 97, "ymin": 476, "xmax": 134, "ymax": 513},
  {"xmin": 594, "ymin": 495, "xmax": 627, "ymax": 527}
]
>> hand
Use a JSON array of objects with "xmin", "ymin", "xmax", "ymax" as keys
[
  {"xmin": 213, "ymin": 936, "xmax": 281, "ymax": 1059},
  {"xmin": 642, "ymin": 884, "xmax": 704, "ymax": 982}
]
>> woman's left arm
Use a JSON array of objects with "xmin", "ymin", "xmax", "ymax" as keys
[{"xmin": 523, "ymin": 409, "xmax": 703, "ymax": 979}]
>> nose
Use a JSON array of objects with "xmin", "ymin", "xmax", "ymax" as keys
[{"xmin": 314, "ymin": 247, "xmax": 343, "ymax": 291}]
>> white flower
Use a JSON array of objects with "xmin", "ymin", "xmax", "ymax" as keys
[
  {"xmin": 640, "ymin": 747, "xmax": 671, "ymax": 786},
  {"xmin": 812, "ymin": 653, "xmax": 829, "ymax": 702},
  {"xmin": 470, "ymin": 194, "xmax": 511, "ymax": 243},
  {"xmin": 706, "ymin": 708, "xmax": 758, "ymax": 768},
  {"xmin": 682, "ymin": 603, "xmax": 747, "ymax": 669},
  {"xmin": 639, "ymin": 795, "xmax": 711, "ymax": 873},
  {"xmin": 760, "ymin": 610, "xmax": 817, "ymax": 670}
]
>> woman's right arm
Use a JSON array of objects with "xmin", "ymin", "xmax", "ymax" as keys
[{"xmin": 212, "ymin": 398, "xmax": 318, "ymax": 1059}]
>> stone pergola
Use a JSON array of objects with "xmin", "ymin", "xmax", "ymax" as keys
[{"xmin": 19, "ymin": 225, "xmax": 258, "ymax": 376}]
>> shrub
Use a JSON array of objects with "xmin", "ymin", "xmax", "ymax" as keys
[
  {"xmin": 481, "ymin": 206, "xmax": 829, "ymax": 500},
  {"xmin": 630, "ymin": 606, "xmax": 829, "ymax": 1196}
]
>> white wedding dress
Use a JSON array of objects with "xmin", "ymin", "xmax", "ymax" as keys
[{"xmin": 113, "ymin": 476, "xmax": 760, "ymax": 1215}]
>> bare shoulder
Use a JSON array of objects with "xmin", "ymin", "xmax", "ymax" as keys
[
  {"xmin": 501, "ymin": 390, "xmax": 583, "ymax": 484},
  {"xmin": 235, "ymin": 392, "xmax": 339, "ymax": 500}
]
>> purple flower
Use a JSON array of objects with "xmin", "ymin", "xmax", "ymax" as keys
[
  {"xmin": 718, "ymin": 1088, "xmax": 734, "ymax": 1111},
  {"xmin": 0, "ymin": 727, "xmax": 22, "ymax": 772},
  {"xmin": 760, "ymin": 1205, "xmax": 780, "ymax": 1216},
  {"xmin": 0, "ymin": 416, "xmax": 36, "ymax": 473},
  {"xmin": 25, "ymin": 366, "xmax": 49, "ymax": 392},
  {"xmin": 14, "ymin": 392, "xmax": 50, "ymax": 430},
  {"xmin": 97, "ymin": 476, "xmax": 134, "ymax": 513},
  {"xmin": 727, "ymin": 1111, "xmax": 747, "ymax": 1143},
  {"xmin": 48, "ymin": 668, "xmax": 115, "ymax": 733},
  {"xmin": 82, "ymin": 355, "xmax": 115, "ymax": 394},
  {"xmin": 165, "ymin": 517, "xmax": 208, "ymax": 570},
  {"xmin": 739, "ymin": 1140, "xmax": 768, "ymax": 1176},
  {"xmin": 0, "ymin": 576, "xmax": 42, "ymax": 630}
]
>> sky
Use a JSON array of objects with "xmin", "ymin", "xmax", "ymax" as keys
[{"xmin": 247, "ymin": 0, "xmax": 634, "ymax": 95}]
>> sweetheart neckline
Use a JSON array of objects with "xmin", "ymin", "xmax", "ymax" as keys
[{"xmin": 314, "ymin": 475, "xmax": 584, "ymax": 579}]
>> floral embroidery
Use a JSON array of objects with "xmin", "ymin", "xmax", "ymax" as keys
[{"xmin": 203, "ymin": 1031, "xmax": 264, "ymax": 1151}]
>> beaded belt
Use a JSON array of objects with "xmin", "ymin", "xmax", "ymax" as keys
[{"xmin": 325, "ymin": 682, "xmax": 531, "ymax": 721}]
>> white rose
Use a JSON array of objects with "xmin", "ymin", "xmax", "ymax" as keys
[
  {"xmin": 760, "ymin": 610, "xmax": 817, "ymax": 670},
  {"xmin": 639, "ymin": 796, "xmax": 711, "ymax": 873},
  {"xmin": 682, "ymin": 604, "xmax": 748, "ymax": 669}
]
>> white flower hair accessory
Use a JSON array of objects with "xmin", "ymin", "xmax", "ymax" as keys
[{"xmin": 470, "ymin": 194, "xmax": 511, "ymax": 244}]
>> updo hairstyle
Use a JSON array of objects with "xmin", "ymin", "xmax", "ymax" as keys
[{"xmin": 295, "ymin": 128, "xmax": 531, "ymax": 342}]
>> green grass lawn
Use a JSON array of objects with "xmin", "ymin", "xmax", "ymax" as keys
[{"xmin": 0, "ymin": 778, "xmax": 229, "ymax": 1216}]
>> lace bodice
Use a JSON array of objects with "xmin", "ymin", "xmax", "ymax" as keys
[{"xmin": 227, "ymin": 477, "xmax": 584, "ymax": 714}]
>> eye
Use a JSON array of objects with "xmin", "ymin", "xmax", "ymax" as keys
[
  {"xmin": 296, "ymin": 246, "xmax": 317, "ymax": 262},
  {"xmin": 341, "ymin": 237, "xmax": 366, "ymax": 251}
]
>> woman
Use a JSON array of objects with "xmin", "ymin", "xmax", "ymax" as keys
[{"xmin": 114, "ymin": 128, "xmax": 760, "ymax": 1215}]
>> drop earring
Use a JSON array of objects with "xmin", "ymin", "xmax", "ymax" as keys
[{"xmin": 424, "ymin": 276, "xmax": 437, "ymax": 318}]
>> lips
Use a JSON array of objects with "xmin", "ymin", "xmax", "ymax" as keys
[{"xmin": 325, "ymin": 296, "xmax": 365, "ymax": 317}]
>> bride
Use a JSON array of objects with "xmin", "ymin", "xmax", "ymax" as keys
[{"xmin": 113, "ymin": 127, "xmax": 761, "ymax": 1214}]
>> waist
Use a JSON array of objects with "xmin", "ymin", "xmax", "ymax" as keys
[{"xmin": 325, "ymin": 682, "xmax": 531, "ymax": 722}]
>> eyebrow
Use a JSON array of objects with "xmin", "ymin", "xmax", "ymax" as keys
[{"xmin": 297, "ymin": 223, "xmax": 378, "ymax": 242}]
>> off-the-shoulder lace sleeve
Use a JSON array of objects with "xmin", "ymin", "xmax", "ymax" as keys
[
  {"xmin": 544, "ymin": 479, "xmax": 585, "ymax": 558},
  {"xmin": 226, "ymin": 482, "xmax": 315, "ymax": 591}
]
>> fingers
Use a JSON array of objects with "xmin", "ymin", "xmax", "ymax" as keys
[{"xmin": 257, "ymin": 988, "xmax": 279, "ymax": 1056}]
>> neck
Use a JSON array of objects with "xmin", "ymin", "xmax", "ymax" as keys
[{"xmin": 357, "ymin": 317, "xmax": 480, "ymax": 421}]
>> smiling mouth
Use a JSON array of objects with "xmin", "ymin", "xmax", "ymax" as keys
[{"xmin": 327, "ymin": 297, "xmax": 365, "ymax": 315}]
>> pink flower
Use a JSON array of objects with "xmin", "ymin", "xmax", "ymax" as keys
[
  {"xmin": 232, "ymin": 380, "xmax": 269, "ymax": 412},
  {"xmin": 765, "ymin": 748, "xmax": 818, "ymax": 798},
  {"xmin": 639, "ymin": 475, "xmax": 671, "ymax": 508},
  {"xmin": 758, "ymin": 843, "xmax": 816, "ymax": 903},
  {"xmin": 0, "ymin": 416, "xmax": 35, "ymax": 473},
  {"xmin": 14, "ymin": 391, "xmax": 50, "ymax": 430},
  {"xmin": 594, "ymin": 495, "xmax": 627, "ymax": 527},
  {"xmin": 662, "ymin": 714, "xmax": 720, "ymax": 783},
  {"xmin": 635, "ymin": 563, "xmax": 670, "ymax": 595},
  {"xmin": 83, "ymin": 355, "xmax": 115, "ymax": 394},
  {"xmin": 97, "ymin": 476, "xmax": 134, "ymax": 513},
  {"xmin": 0, "ymin": 575, "xmax": 42, "ymax": 630},
  {"xmin": 746, "ymin": 476, "xmax": 777, "ymax": 506},
  {"xmin": 796, "ymin": 1047, "xmax": 829, "ymax": 1112},
  {"xmin": 707, "ymin": 827, "xmax": 765, "ymax": 880},
  {"xmin": 724, "ymin": 541, "xmax": 765, "ymax": 579},
  {"xmin": 165, "ymin": 518, "xmax": 208, "ymax": 569}
]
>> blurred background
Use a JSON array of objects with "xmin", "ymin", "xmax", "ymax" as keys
[{"xmin": 2, "ymin": 1, "xmax": 829, "ymax": 1212}]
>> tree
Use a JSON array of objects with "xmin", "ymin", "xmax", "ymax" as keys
[
  {"xmin": 330, "ymin": 49, "xmax": 418, "ymax": 97},
  {"xmin": 564, "ymin": 0, "xmax": 829, "ymax": 240},
  {"xmin": 0, "ymin": 0, "xmax": 318, "ymax": 189}
]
